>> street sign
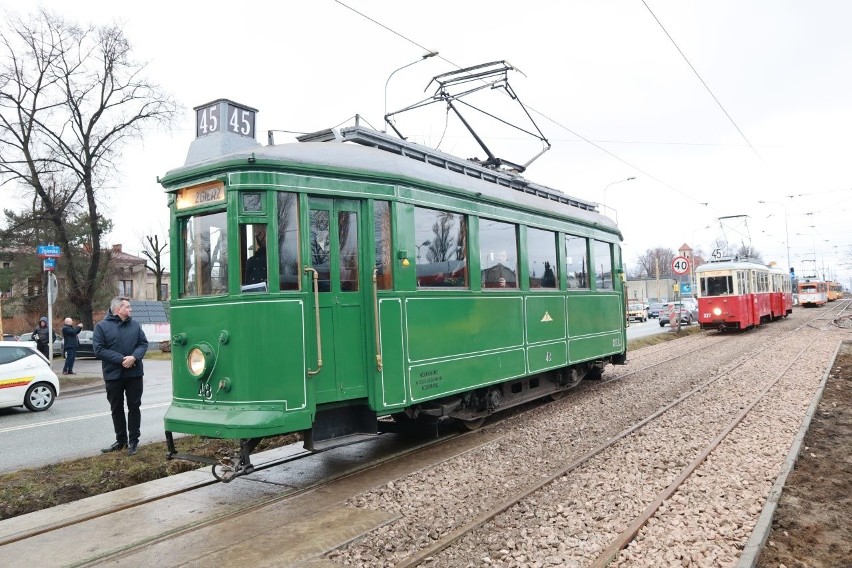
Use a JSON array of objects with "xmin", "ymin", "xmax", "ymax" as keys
[
  {"xmin": 37, "ymin": 244, "xmax": 61, "ymax": 258},
  {"xmin": 43, "ymin": 258, "xmax": 56, "ymax": 271},
  {"xmin": 672, "ymin": 256, "xmax": 690, "ymax": 275},
  {"xmin": 680, "ymin": 282, "xmax": 692, "ymax": 295}
]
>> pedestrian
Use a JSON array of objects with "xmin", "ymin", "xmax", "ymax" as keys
[
  {"xmin": 93, "ymin": 297, "xmax": 148, "ymax": 456},
  {"xmin": 61, "ymin": 317, "xmax": 84, "ymax": 375},
  {"xmin": 31, "ymin": 316, "xmax": 52, "ymax": 359}
]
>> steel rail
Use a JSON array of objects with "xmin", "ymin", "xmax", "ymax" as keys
[
  {"xmin": 590, "ymin": 333, "xmax": 821, "ymax": 567},
  {"xmin": 394, "ymin": 301, "xmax": 848, "ymax": 568},
  {"xmin": 9, "ymin": 300, "xmax": 847, "ymax": 558}
]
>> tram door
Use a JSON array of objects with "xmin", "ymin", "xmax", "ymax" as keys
[{"xmin": 307, "ymin": 198, "xmax": 369, "ymax": 404}]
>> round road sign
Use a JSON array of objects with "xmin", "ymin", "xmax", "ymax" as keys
[{"xmin": 672, "ymin": 256, "xmax": 690, "ymax": 275}]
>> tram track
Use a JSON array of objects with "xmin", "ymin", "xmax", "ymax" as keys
[
  {"xmin": 3, "ymin": 302, "xmax": 847, "ymax": 566},
  {"xmin": 354, "ymin": 301, "xmax": 850, "ymax": 567}
]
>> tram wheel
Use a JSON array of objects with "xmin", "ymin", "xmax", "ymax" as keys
[
  {"xmin": 461, "ymin": 417, "xmax": 486, "ymax": 431},
  {"xmin": 550, "ymin": 389, "xmax": 567, "ymax": 401}
]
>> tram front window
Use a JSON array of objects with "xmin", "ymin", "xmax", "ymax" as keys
[
  {"xmin": 702, "ymin": 275, "xmax": 733, "ymax": 296},
  {"xmin": 182, "ymin": 212, "xmax": 228, "ymax": 297}
]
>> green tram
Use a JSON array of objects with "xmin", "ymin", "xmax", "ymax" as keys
[{"xmin": 162, "ymin": 99, "xmax": 627, "ymax": 480}]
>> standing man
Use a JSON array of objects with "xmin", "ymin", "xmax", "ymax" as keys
[
  {"xmin": 93, "ymin": 297, "xmax": 148, "ymax": 456},
  {"xmin": 61, "ymin": 317, "xmax": 84, "ymax": 375}
]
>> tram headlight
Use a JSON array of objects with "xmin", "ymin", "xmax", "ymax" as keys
[
  {"xmin": 712, "ymin": 307, "xmax": 722, "ymax": 316},
  {"xmin": 187, "ymin": 343, "xmax": 215, "ymax": 379}
]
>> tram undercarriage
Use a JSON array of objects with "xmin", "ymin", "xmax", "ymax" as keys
[{"xmin": 166, "ymin": 359, "xmax": 622, "ymax": 482}]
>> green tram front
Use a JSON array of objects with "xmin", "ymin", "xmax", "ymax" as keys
[{"xmin": 161, "ymin": 100, "xmax": 626, "ymax": 478}]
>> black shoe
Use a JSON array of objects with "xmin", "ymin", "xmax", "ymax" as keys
[
  {"xmin": 127, "ymin": 442, "xmax": 138, "ymax": 456},
  {"xmin": 67, "ymin": 372, "xmax": 76, "ymax": 375},
  {"xmin": 101, "ymin": 441, "xmax": 126, "ymax": 453}
]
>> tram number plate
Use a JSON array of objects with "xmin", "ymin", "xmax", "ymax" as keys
[{"xmin": 198, "ymin": 382, "xmax": 213, "ymax": 400}]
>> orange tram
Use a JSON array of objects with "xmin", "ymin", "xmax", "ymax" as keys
[
  {"xmin": 797, "ymin": 279, "xmax": 829, "ymax": 307},
  {"xmin": 827, "ymin": 280, "xmax": 843, "ymax": 301},
  {"xmin": 696, "ymin": 258, "xmax": 793, "ymax": 332}
]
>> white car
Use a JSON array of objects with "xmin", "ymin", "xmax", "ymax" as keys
[{"xmin": 0, "ymin": 341, "xmax": 60, "ymax": 411}]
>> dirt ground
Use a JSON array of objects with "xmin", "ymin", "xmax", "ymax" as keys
[{"xmin": 756, "ymin": 342, "xmax": 852, "ymax": 567}]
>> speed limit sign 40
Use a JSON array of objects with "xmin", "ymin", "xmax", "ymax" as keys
[{"xmin": 672, "ymin": 256, "xmax": 690, "ymax": 275}]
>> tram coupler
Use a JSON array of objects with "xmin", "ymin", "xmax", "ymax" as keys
[{"xmin": 211, "ymin": 437, "xmax": 261, "ymax": 483}]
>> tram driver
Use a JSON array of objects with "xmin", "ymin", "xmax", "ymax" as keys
[{"xmin": 244, "ymin": 225, "xmax": 267, "ymax": 289}]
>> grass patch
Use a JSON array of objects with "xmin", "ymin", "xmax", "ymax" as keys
[{"xmin": 0, "ymin": 433, "xmax": 298, "ymax": 520}]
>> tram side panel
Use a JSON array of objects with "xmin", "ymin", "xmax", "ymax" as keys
[
  {"xmin": 165, "ymin": 300, "xmax": 312, "ymax": 439},
  {"xmin": 404, "ymin": 296, "xmax": 527, "ymax": 404}
]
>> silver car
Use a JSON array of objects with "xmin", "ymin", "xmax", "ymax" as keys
[{"xmin": 659, "ymin": 301, "xmax": 698, "ymax": 326}]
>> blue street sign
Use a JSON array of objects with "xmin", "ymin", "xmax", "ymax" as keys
[
  {"xmin": 43, "ymin": 258, "xmax": 57, "ymax": 271},
  {"xmin": 37, "ymin": 244, "xmax": 61, "ymax": 258},
  {"xmin": 680, "ymin": 282, "xmax": 692, "ymax": 295}
]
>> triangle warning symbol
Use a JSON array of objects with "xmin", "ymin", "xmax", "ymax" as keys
[{"xmin": 541, "ymin": 311, "xmax": 553, "ymax": 323}]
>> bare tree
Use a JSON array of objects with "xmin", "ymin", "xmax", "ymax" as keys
[
  {"xmin": 0, "ymin": 9, "xmax": 176, "ymax": 327},
  {"xmin": 140, "ymin": 234, "xmax": 168, "ymax": 300},
  {"xmin": 629, "ymin": 247, "xmax": 677, "ymax": 279}
]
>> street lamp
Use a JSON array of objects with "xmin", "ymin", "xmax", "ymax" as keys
[
  {"xmin": 602, "ymin": 177, "xmax": 636, "ymax": 213},
  {"xmin": 758, "ymin": 200, "xmax": 791, "ymax": 271},
  {"xmin": 384, "ymin": 51, "xmax": 439, "ymax": 131}
]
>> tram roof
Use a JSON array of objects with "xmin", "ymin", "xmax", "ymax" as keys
[
  {"xmin": 162, "ymin": 126, "xmax": 619, "ymax": 236},
  {"xmin": 695, "ymin": 258, "xmax": 771, "ymax": 273}
]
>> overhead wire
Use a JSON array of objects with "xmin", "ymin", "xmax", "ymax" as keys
[
  {"xmin": 333, "ymin": 0, "xmax": 715, "ymax": 207},
  {"xmin": 640, "ymin": 0, "xmax": 762, "ymax": 161},
  {"xmin": 334, "ymin": 0, "xmax": 832, "ymax": 253}
]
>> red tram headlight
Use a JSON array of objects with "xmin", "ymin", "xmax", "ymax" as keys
[
  {"xmin": 712, "ymin": 307, "xmax": 722, "ymax": 316},
  {"xmin": 187, "ymin": 343, "xmax": 215, "ymax": 379}
]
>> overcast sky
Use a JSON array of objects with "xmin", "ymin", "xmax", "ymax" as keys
[{"xmin": 4, "ymin": 1, "xmax": 852, "ymax": 285}]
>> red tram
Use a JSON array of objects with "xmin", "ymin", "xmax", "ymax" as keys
[
  {"xmin": 770, "ymin": 267, "xmax": 794, "ymax": 318},
  {"xmin": 696, "ymin": 258, "xmax": 790, "ymax": 332},
  {"xmin": 797, "ymin": 279, "xmax": 828, "ymax": 307}
]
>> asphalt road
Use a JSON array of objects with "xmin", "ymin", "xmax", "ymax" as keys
[
  {"xmin": 0, "ymin": 359, "xmax": 173, "ymax": 474},
  {"xmin": 626, "ymin": 316, "xmax": 687, "ymax": 339}
]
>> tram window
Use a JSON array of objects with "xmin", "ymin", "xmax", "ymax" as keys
[
  {"xmin": 593, "ymin": 240, "xmax": 614, "ymax": 291},
  {"xmin": 374, "ymin": 201, "xmax": 393, "ymax": 290},
  {"xmin": 182, "ymin": 211, "xmax": 228, "ymax": 297},
  {"xmin": 527, "ymin": 227, "xmax": 558, "ymax": 289},
  {"xmin": 241, "ymin": 223, "xmax": 268, "ymax": 292},
  {"xmin": 339, "ymin": 210, "xmax": 359, "ymax": 292},
  {"xmin": 310, "ymin": 210, "xmax": 331, "ymax": 292},
  {"xmin": 565, "ymin": 235, "xmax": 589, "ymax": 289},
  {"xmin": 703, "ymin": 275, "xmax": 733, "ymax": 296},
  {"xmin": 277, "ymin": 193, "xmax": 300, "ymax": 291},
  {"xmin": 414, "ymin": 207, "xmax": 468, "ymax": 288},
  {"xmin": 480, "ymin": 218, "xmax": 518, "ymax": 289}
]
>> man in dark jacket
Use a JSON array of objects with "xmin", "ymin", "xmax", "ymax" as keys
[
  {"xmin": 31, "ymin": 316, "xmax": 52, "ymax": 358},
  {"xmin": 61, "ymin": 317, "xmax": 84, "ymax": 375},
  {"xmin": 93, "ymin": 297, "xmax": 148, "ymax": 456}
]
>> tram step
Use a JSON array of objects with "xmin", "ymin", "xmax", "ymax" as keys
[{"xmin": 305, "ymin": 432, "xmax": 380, "ymax": 452}]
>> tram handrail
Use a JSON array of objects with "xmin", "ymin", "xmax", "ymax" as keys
[
  {"xmin": 372, "ymin": 268, "xmax": 383, "ymax": 371},
  {"xmin": 304, "ymin": 267, "xmax": 323, "ymax": 376}
]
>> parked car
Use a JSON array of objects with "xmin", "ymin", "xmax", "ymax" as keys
[
  {"xmin": 659, "ymin": 301, "xmax": 697, "ymax": 327},
  {"xmin": 626, "ymin": 302, "xmax": 649, "ymax": 322},
  {"xmin": 72, "ymin": 330, "xmax": 96, "ymax": 358},
  {"xmin": 2, "ymin": 333, "xmax": 16, "ymax": 341},
  {"xmin": 648, "ymin": 302, "xmax": 664, "ymax": 319},
  {"xmin": 0, "ymin": 341, "xmax": 60, "ymax": 411}
]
